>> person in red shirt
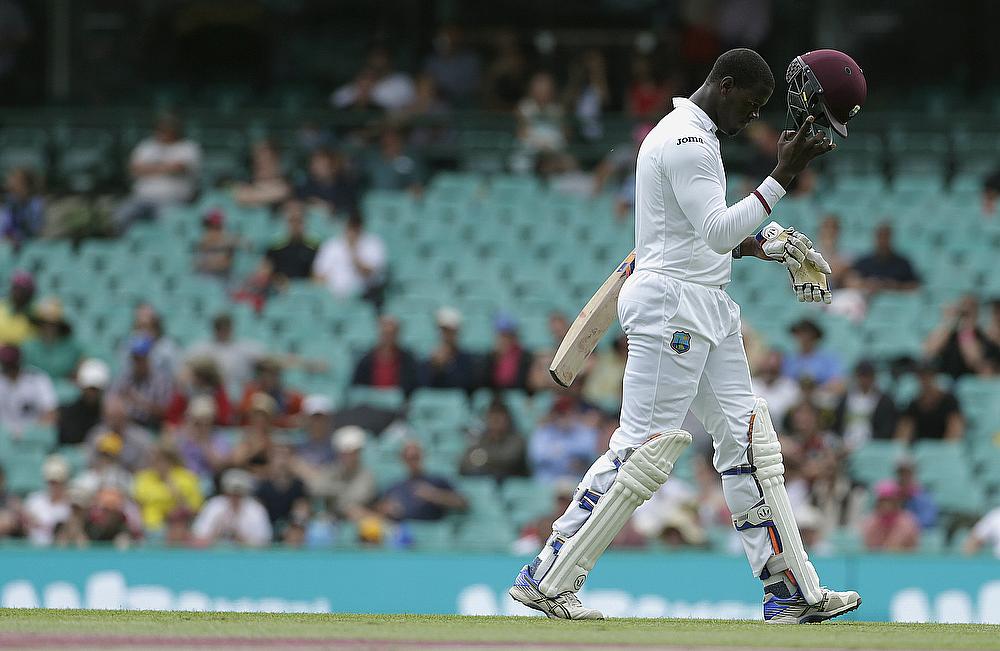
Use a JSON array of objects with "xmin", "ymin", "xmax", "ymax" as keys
[
  {"xmin": 350, "ymin": 315, "xmax": 418, "ymax": 394},
  {"xmin": 483, "ymin": 314, "xmax": 532, "ymax": 391},
  {"xmin": 164, "ymin": 357, "xmax": 232, "ymax": 428},
  {"xmin": 237, "ymin": 357, "xmax": 303, "ymax": 428},
  {"xmin": 861, "ymin": 480, "xmax": 921, "ymax": 552}
]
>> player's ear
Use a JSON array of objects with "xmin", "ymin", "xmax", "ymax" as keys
[{"xmin": 719, "ymin": 76, "xmax": 735, "ymax": 97}]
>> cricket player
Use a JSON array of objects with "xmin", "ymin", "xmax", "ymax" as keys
[{"xmin": 511, "ymin": 48, "xmax": 867, "ymax": 623}]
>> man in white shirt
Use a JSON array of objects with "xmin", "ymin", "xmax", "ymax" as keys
[
  {"xmin": 191, "ymin": 468, "xmax": 272, "ymax": 547},
  {"xmin": 22, "ymin": 455, "xmax": 72, "ymax": 546},
  {"xmin": 512, "ymin": 48, "xmax": 864, "ymax": 624},
  {"xmin": 115, "ymin": 114, "xmax": 201, "ymax": 231},
  {"xmin": 964, "ymin": 506, "xmax": 1000, "ymax": 558},
  {"xmin": 313, "ymin": 211, "xmax": 387, "ymax": 301},
  {"xmin": 0, "ymin": 344, "xmax": 56, "ymax": 434},
  {"xmin": 186, "ymin": 313, "xmax": 264, "ymax": 393}
]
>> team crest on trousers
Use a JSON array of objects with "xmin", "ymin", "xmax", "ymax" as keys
[{"xmin": 670, "ymin": 331, "xmax": 691, "ymax": 354}]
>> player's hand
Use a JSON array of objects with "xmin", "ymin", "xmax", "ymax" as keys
[
  {"xmin": 761, "ymin": 224, "xmax": 810, "ymax": 273},
  {"xmin": 772, "ymin": 116, "xmax": 835, "ymax": 188},
  {"xmin": 791, "ymin": 245, "xmax": 833, "ymax": 304}
]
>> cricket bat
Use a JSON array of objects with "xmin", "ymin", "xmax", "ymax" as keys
[{"xmin": 549, "ymin": 250, "xmax": 636, "ymax": 387}]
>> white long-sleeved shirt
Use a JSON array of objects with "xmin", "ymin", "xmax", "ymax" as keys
[{"xmin": 634, "ymin": 97, "xmax": 786, "ymax": 286}]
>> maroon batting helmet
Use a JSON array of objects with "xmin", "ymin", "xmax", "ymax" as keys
[{"xmin": 786, "ymin": 49, "xmax": 866, "ymax": 138}]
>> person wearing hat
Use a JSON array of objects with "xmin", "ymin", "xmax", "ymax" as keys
[
  {"xmin": 831, "ymin": 359, "xmax": 897, "ymax": 448},
  {"xmin": 322, "ymin": 426, "xmax": 377, "ymax": 521},
  {"xmin": 133, "ymin": 442, "xmax": 204, "ymax": 532},
  {"xmin": 783, "ymin": 318, "xmax": 844, "ymax": 390},
  {"xmin": 350, "ymin": 315, "xmax": 418, "ymax": 395},
  {"xmin": 860, "ymin": 479, "xmax": 920, "ymax": 551},
  {"xmin": 194, "ymin": 209, "xmax": 238, "ymax": 280},
  {"xmin": 296, "ymin": 394, "xmax": 336, "ymax": 469},
  {"xmin": 420, "ymin": 307, "xmax": 475, "ymax": 390},
  {"xmin": 22, "ymin": 454, "xmax": 72, "ymax": 545},
  {"xmin": 0, "ymin": 342, "xmax": 57, "ymax": 434},
  {"xmin": 482, "ymin": 313, "xmax": 532, "ymax": 390},
  {"xmin": 237, "ymin": 356, "xmax": 303, "ymax": 428},
  {"xmin": 22, "ymin": 297, "xmax": 83, "ymax": 380},
  {"xmin": 191, "ymin": 468, "xmax": 272, "ymax": 547},
  {"xmin": 108, "ymin": 334, "xmax": 174, "ymax": 430},
  {"xmin": 0, "ymin": 270, "xmax": 36, "ymax": 345},
  {"xmin": 71, "ymin": 430, "xmax": 134, "ymax": 502},
  {"xmin": 116, "ymin": 303, "xmax": 180, "ymax": 378},
  {"xmin": 894, "ymin": 361, "xmax": 965, "ymax": 443},
  {"xmin": 175, "ymin": 395, "xmax": 233, "ymax": 483}
]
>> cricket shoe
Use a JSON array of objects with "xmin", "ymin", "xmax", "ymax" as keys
[
  {"xmin": 763, "ymin": 587, "xmax": 861, "ymax": 624},
  {"xmin": 508, "ymin": 565, "xmax": 604, "ymax": 620}
]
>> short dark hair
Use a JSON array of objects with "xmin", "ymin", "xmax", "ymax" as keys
[{"xmin": 707, "ymin": 48, "xmax": 774, "ymax": 90}]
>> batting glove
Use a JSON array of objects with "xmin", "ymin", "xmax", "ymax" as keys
[{"xmin": 758, "ymin": 222, "xmax": 833, "ymax": 304}]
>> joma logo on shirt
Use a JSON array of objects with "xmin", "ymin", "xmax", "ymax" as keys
[{"xmin": 676, "ymin": 136, "xmax": 704, "ymax": 145}]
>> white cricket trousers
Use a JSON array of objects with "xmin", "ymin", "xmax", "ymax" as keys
[{"xmin": 551, "ymin": 269, "xmax": 773, "ymax": 577}]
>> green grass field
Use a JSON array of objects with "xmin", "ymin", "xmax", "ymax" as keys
[{"xmin": 0, "ymin": 610, "xmax": 997, "ymax": 650}]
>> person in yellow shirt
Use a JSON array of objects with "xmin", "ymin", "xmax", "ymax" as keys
[
  {"xmin": 133, "ymin": 443, "xmax": 203, "ymax": 531},
  {"xmin": 0, "ymin": 271, "xmax": 36, "ymax": 345}
]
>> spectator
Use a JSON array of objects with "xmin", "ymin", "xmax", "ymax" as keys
[
  {"xmin": 894, "ymin": 456, "xmax": 938, "ymax": 530},
  {"xmin": 0, "ymin": 343, "xmax": 56, "ymax": 433},
  {"xmin": 295, "ymin": 394, "xmax": 336, "ymax": 469},
  {"xmin": 460, "ymin": 399, "xmax": 528, "ymax": 481},
  {"xmin": 191, "ymin": 468, "xmax": 272, "ymax": 547},
  {"xmin": 633, "ymin": 479, "xmax": 707, "ymax": 549},
  {"xmin": 164, "ymin": 507, "xmax": 195, "ymax": 547},
  {"xmin": 566, "ymin": 49, "xmax": 609, "ymax": 142},
  {"xmin": 175, "ymin": 395, "xmax": 233, "ymax": 483},
  {"xmin": 0, "ymin": 270, "xmax": 35, "ymax": 345},
  {"xmin": 832, "ymin": 360, "xmax": 897, "ymax": 448},
  {"xmin": 924, "ymin": 296, "xmax": 1000, "ymax": 379},
  {"xmin": 110, "ymin": 335, "xmax": 173, "ymax": 430},
  {"xmin": 164, "ymin": 357, "xmax": 232, "ymax": 428},
  {"xmin": 484, "ymin": 30, "xmax": 528, "ymax": 111},
  {"xmin": 420, "ymin": 307, "xmax": 475, "ymax": 390},
  {"xmin": 233, "ymin": 140, "xmax": 291, "ymax": 209},
  {"xmin": 816, "ymin": 214, "xmax": 855, "ymax": 283},
  {"xmin": 22, "ymin": 298, "xmax": 82, "ymax": 380},
  {"xmin": 254, "ymin": 441, "xmax": 308, "ymax": 537},
  {"xmin": 782, "ymin": 402, "xmax": 846, "ymax": 517},
  {"xmin": 193, "ymin": 209, "xmax": 238, "ymax": 281},
  {"xmin": 626, "ymin": 57, "xmax": 672, "ymax": 119},
  {"xmin": 752, "ymin": 349, "xmax": 801, "ymax": 427},
  {"xmin": 133, "ymin": 443, "xmax": 203, "ymax": 533},
  {"xmin": 71, "ymin": 431, "xmax": 134, "ymax": 502},
  {"xmin": 582, "ymin": 334, "xmax": 627, "ymax": 409},
  {"xmin": 351, "ymin": 315, "xmax": 418, "ymax": 394},
  {"xmin": 548, "ymin": 311, "xmax": 569, "ymax": 349},
  {"xmin": 590, "ymin": 123, "xmax": 651, "ymax": 220},
  {"xmin": 482, "ymin": 315, "xmax": 532, "ymax": 391},
  {"xmin": 82, "ymin": 486, "xmax": 143, "ymax": 546},
  {"xmin": 895, "ymin": 363, "xmax": 964, "ymax": 443},
  {"xmin": 374, "ymin": 440, "xmax": 467, "ymax": 521},
  {"xmin": 84, "ymin": 394, "xmax": 155, "ymax": 472},
  {"xmin": 237, "ymin": 357, "xmax": 303, "ymax": 427},
  {"xmin": 331, "ymin": 47, "xmax": 415, "ymax": 112},
  {"xmin": 265, "ymin": 200, "xmax": 319, "ymax": 283},
  {"xmin": 982, "ymin": 168, "xmax": 1000, "ymax": 216},
  {"xmin": 22, "ymin": 455, "xmax": 72, "ymax": 545},
  {"xmin": 514, "ymin": 72, "xmax": 567, "ymax": 164},
  {"xmin": 232, "ymin": 259, "xmax": 279, "ymax": 313},
  {"xmin": 528, "ymin": 396, "xmax": 598, "ymax": 484},
  {"xmin": 321, "ymin": 426, "xmax": 376, "ymax": 520},
  {"xmin": 513, "ymin": 480, "xmax": 576, "ymax": 554},
  {"xmin": 118, "ymin": 303, "xmax": 180, "ymax": 376},
  {"xmin": 0, "ymin": 467, "xmax": 21, "ymax": 538},
  {"xmin": 296, "ymin": 149, "xmax": 360, "ymax": 215},
  {"xmin": 395, "ymin": 73, "xmax": 452, "ymax": 148},
  {"xmin": 313, "ymin": 210, "xmax": 387, "ymax": 302},
  {"xmin": 186, "ymin": 313, "xmax": 264, "ymax": 394},
  {"xmin": 964, "ymin": 504, "xmax": 1000, "ymax": 557},
  {"xmin": 984, "ymin": 298, "xmax": 1000, "ymax": 353},
  {"xmin": 116, "ymin": 113, "xmax": 200, "ymax": 231},
  {"xmin": 0, "ymin": 167, "xmax": 43, "ymax": 248},
  {"xmin": 861, "ymin": 480, "xmax": 920, "ymax": 552},
  {"xmin": 364, "ymin": 128, "xmax": 425, "ymax": 194},
  {"xmin": 782, "ymin": 319, "xmax": 844, "ymax": 391},
  {"xmin": 232, "ymin": 392, "xmax": 278, "ymax": 476},
  {"xmin": 422, "ymin": 26, "xmax": 481, "ymax": 104},
  {"xmin": 851, "ymin": 223, "xmax": 921, "ymax": 292}
]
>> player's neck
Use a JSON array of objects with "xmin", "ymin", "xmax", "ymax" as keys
[{"xmin": 688, "ymin": 83, "xmax": 720, "ymax": 131}]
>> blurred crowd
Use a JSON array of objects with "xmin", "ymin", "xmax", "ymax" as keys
[{"xmin": 0, "ymin": 26, "xmax": 998, "ymax": 558}]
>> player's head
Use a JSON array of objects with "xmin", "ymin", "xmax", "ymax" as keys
[
  {"xmin": 706, "ymin": 48, "xmax": 775, "ymax": 136},
  {"xmin": 786, "ymin": 49, "xmax": 866, "ymax": 138}
]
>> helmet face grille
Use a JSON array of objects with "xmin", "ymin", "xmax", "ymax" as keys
[{"xmin": 785, "ymin": 57, "xmax": 830, "ymax": 134}]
